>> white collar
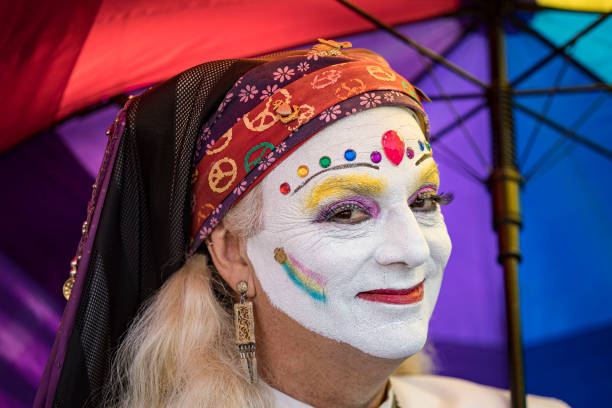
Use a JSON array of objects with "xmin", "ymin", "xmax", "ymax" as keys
[
  {"xmin": 263, "ymin": 375, "xmax": 570, "ymax": 408},
  {"xmin": 263, "ymin": 381, "xmax": 395, "ymax": 408}
]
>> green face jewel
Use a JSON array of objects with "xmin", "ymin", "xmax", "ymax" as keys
[{"xmin": 319, "ymin": 156, "xmax": 331, "ymax": 168}]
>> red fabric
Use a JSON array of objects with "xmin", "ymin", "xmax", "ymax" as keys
[
  {"xmin": 0, "ymin": 0, "xmax": 103, "ymax": 151},
  {"xmin": 1, "ymin": 0, "xmax": 459, "ymax": 151}
]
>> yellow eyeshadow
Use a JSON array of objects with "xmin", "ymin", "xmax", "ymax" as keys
[
  {"xmin": 303, "ymin": 175, "xmax": 386, "ymax": 211},
  {"xmin": 420, "ymin": 161, "xmax": 440, "ymax": 187}
]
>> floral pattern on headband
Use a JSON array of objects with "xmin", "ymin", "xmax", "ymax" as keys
[{"xmin": 189, "ymin": 56, "xmax": 429, "ymax": 252}]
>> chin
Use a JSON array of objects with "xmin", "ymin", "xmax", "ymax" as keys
[
  {"xmin": 330, "ymin": 290, "xmax": 435, "ymax": 360},
  {"xmin": 347, "ymin": 319, "xmax": 429, "ymax": 360}
]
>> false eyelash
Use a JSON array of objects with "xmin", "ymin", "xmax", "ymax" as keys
[
  {"xmin": 411, "ymin": 191, "xmax": 454, "ymax": 209},
  {"xmin": 434, "ymin": 192, "xmax": 454, "ymax": 206},
  {"xmin": 321, "ymin": 202, "xmax": 367, "ymax": 222}
]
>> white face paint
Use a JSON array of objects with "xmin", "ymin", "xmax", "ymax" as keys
[{"xmin": 246, "ymin": 106, "xmax": 452, "ymax": 359}]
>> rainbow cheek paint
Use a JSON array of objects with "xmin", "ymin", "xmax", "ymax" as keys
[{"xmin": 274, "ymin": 248, "xmax": 326, "ymax": 302}]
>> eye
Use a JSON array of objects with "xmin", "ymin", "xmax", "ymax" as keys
[
  {"xmin": 410, "ymin": 190, "xmax": 454, "ymax": 212},
  {"xmin": 410, "ymin": 191, "xmax": 438, "ymax": 212},
  {"xmin": 324, "ymin": 203, "xmax": 371, "ymax": 224}
]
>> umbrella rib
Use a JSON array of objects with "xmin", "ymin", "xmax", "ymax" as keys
[
  {"xmin": 522, "ymin": 92, "xmax": 608, "ymax": 181},
  {"xmin": 430, "ymin": 101, "xmax": 488, "ymax": 143},
  {"xmin": 420, "ymin": 58, "xmax": 491, "ymax": 171},
  {"xmin": 338, "ymin": 0, "xmax": 491, "ymax": 177},
  {"xmin": 514, "ymin": 99, "xmax": 612, "ymax": 166},
  {"xmin": 513, "ymin": 83, "xmax": 612, "ymax": 95},
  {"xmin": 513, "ymin": 3, "xmax": 610, "ymax": 14},
  {"xmin": 411, "ymin": 19, "xmax": 480, "ymax": 86},
  {"xmin": 523, "ymin": 136, "xmax": 568, "ymax": 182},
  {"xmin": 526, "ymin": 144, "xmax": 574, "ymax": 183},
  {"xmin": 429, "ymin": 140, "xmax": 487, "ymax": 184},
  {"xmin": 336, "ymin": 0, "xmax": 488, "ymax": 89},
  {"xmin": 427, "ymin": 92, "xmax": 486, "ymax": 100},
  {"xmin": 518, "ymin": 61, "xmax": 570, "ymax": 168},
  {"xmin": 507, "ymin": 13, "xmax": 609, "ymax": 86}
]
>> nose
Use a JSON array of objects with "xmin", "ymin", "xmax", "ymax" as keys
[{"xmin": 374, "ymin": 205, "xmax": 429, "ymax": 268}]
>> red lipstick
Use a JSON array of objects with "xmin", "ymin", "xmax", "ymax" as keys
[{"xmin": 357, "ymin": 281, "xmax": 424, "ymax": 305}]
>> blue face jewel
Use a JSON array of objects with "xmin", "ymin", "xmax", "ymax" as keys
[
  {"xmin": 344, "ymin": 149, "xmax": 357, "ymax": 161},
  {"xmin": 418, "ymin": 140, "xmax": 425, "ymax": 151}
]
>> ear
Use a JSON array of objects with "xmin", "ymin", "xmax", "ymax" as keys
[{"xmin": 207, "ymin": 221, "xmax": 257, "ymax": 298}]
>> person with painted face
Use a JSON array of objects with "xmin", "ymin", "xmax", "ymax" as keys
[{"xmin": 35, "ymin": 40, "xmax": 568, "ymax": 408}]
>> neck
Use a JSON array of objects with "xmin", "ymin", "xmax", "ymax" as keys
[{"xmin": 254, "ymin": 294, "xmax": 403, "ymax": 408}]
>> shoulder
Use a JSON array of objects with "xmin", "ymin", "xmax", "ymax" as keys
[{"xmin": 390, "ymin": 375, "xmax": 570, "ymax": 408}]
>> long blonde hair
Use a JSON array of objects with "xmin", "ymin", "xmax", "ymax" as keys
[{"xmin": 105, "ymin": 183, "xmax": 431, "ymax": 407}]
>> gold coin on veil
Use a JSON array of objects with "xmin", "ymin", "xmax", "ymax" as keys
[{"xmin": 63, "ymin": 277, "xmax": 75, "ymax": 300}]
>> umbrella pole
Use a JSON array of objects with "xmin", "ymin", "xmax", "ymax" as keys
[{"xmin": 487, "ymin": 4, "xmax": 526, "ymax": 408}]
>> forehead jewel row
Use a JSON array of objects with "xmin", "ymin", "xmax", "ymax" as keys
[{"xmin": 279, "ymin": 130, "xmax": 431, "ymax": 195}]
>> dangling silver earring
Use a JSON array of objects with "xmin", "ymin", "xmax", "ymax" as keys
[{"xmin": 234, "ymin": 280, "xmax": 257, "ymax": 383}]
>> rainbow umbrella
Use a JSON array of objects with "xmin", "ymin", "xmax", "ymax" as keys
[{"xmin": 1, "ymin": 1, "xmax": 610, "ymax": 407}]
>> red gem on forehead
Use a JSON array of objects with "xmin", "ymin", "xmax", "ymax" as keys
[
  {"xmin": 382, "ymin": 130, "xmax": 405, "ymax": 166},
  {"xmin": 280, "ymin": 182, "xmax": 291, "ymax": 195}
]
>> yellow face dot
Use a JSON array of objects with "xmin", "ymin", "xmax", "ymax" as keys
[{"xmin": 297, "ymin": 165, "xmax": 309, "ymax": 178}]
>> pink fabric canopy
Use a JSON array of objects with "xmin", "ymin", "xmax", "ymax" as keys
[{"xmin": 1, "ymin": 0, "xmax": 458, "ymax": 151}]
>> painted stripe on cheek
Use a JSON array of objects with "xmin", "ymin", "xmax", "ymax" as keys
[{"xmin": 274, "ymin": 248, "xmax": 326, "ymax": 302}]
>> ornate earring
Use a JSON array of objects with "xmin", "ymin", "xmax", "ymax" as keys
[{"xmin": 234, "ymin": 280, "xmax": 257, "ymax": 383}]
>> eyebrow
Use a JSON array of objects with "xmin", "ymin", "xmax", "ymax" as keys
[
  {"xmin": 292, "ymin": 162, "xmax": 379, "ymax": 195},
  {"xmin": 415, "ymin": 153, "xmax": 432, "ymax": 166},
  {"xmin": 303, "ymin": 174, "xmax": 387, "ymax": 211}
]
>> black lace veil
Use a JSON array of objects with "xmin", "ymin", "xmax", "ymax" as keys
[{"xmin": 35, "ymin": 58, "xmax": 265, "ymax": 408}]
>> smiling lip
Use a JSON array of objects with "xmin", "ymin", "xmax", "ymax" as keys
[{"xmin": 357, "ymin": 281, "xmax": 424, "ymax": 305}]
